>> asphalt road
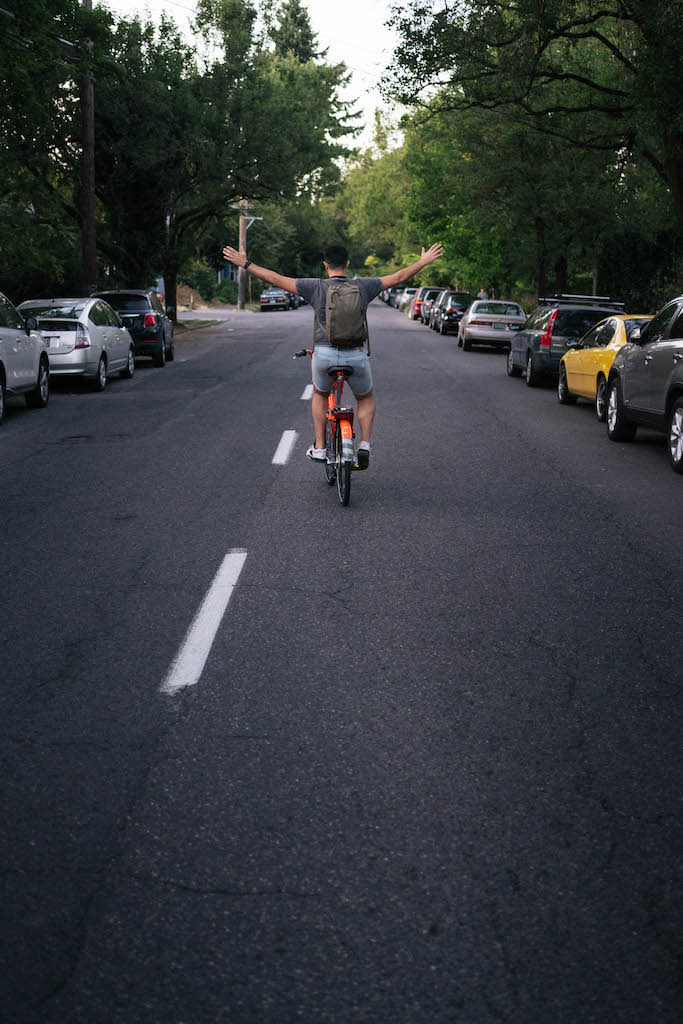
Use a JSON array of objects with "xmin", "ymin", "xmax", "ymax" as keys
[{"xmin": 2, "ymin": 302, "xmax": 681, "ymax": 1023}]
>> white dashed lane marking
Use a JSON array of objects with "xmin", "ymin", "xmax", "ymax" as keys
[
  {"xmin": 160, "ymin": 549, "xmax": 248, "ymax": 694},
  {"xmin": 301, "ymin": 384, "xmax": 313, "ymax": 400},
  {"xmin": 272, "ymin": 430, "xmax": 298, "ymax": 465}
]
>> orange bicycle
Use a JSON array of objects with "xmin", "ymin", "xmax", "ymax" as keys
[{"xmin": 295, "ymin": 348, "xmax": 357, "ymax": 506}]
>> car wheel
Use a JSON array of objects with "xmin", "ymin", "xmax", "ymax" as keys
[
  {"xmin": 667, "ymin": 397, "xmax": 683, "ymax": 473},
  {"xmin": 606, "ymin": 377, "xmax": 637, "ymax": 442},
  {"xmin": 167, "ymin": 336, "xmax": 175, "ymax": 361},
  {"xmin": 507, "ymin": 349, "xmax": 523, "ymax": 377},
  {"xmin": 525, "ymin": 352, "xmax": 540, "ymax": 387},
  {"xmin": 557, "ymin": 364, "xmax": 576, "ymax": 404},
  {"xmin": 94, "ymin": 355, "xmax": 107, "ymax": 391},
  {"xmin": 462, "ymin": 333, "xmax": 472, "ymax": 351},
  {"xmin": 439, "ymin": 320, "xmax": 446, "ymax": 335},
  {"xmin": 595, "ymin": 375, "xmax": 607, "ymax": 421},
  {"xmin": 154, "ymin": 338, "xmax": 166, "ymax": 367},
  {"xmin": 0, "ymin": 374, "xmax": 5, "ymax": 424},
  {"xmin": 26, "ymin": 356, "xmax": 50, "ymax": 408},
  {"xmin": 120, "ymin": 345, "xmax": 135, "ymax": 379}
]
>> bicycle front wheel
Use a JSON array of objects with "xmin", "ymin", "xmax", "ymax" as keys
[
  {"xmin": 324, "ymin": 418, "xmax": 336, "ymax": 485},
  {"xmin": 335, "ymin": 425, "xmax": 352, "ymax": 506}
]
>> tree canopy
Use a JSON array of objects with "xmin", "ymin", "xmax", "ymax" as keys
[{"xmin": 385, "ymin": 0, "xmax": 683, "ymax": 229}]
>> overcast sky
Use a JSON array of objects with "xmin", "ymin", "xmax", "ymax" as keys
[{"xmin": 100, "ymin": 0, "xmax": 400, "ymax": 147}]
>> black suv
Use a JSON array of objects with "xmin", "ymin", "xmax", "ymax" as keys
[
  {"xmin": 606, "ymin": 295, "xmax": 683, "ymax": 473},
  {"xmin": 92, "ymin": 289, "xmax": 174, "ymax": 366},
  {"xmin": 508, "ymin": 294, "xmax": 624, "ymax": 386}
]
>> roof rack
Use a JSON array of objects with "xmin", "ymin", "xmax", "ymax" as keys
[{"xmin": 538, "ymin": 293, "xmax": 624, "ymax": 309}]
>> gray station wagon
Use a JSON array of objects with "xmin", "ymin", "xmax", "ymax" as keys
[
  {"xmin": 606, "ymin": 295, "xmax": 683, "ymax": 473},
  {"xmin": 508, "ymin": 294, "xmax": 625, "ymax": 386}
]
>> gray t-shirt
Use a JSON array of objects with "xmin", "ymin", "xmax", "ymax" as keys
[{"xmin": 295, "ymin": 276, "xmax": 382, "ymax": 348}]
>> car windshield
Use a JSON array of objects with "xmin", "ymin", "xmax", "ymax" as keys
[
  {"xmin": 624, "ymin": 317, "xmax": 652, "ymax": 339},
  {"xmin": 263, "ymin": 289, "xmax": 285, "ymax": 296},
  {"xmin": 473, "ymin": 301, "xmax": 523, "ymax": 316},
  {"xmin": 30, "ymin": 303, "xmax": 87, "ymax": 319},
  {"xmin": 99, "ymin": 294, "xmax": 149, "ymax": 312}
]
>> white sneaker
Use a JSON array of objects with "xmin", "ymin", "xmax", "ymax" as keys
[{"xmin": 306, "ymin": 445, "xmax": 327, "ymax": 462}]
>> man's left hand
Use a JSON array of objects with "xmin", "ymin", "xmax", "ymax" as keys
[{"xmin": 223, "ymin": 245, "xmax": 246, "ymax": 267}]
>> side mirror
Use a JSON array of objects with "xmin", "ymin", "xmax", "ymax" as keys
[
  {"xmin": 630, "ymin": 327, "xmax": 641, "ymax": 342},
  {"xmin": 25, "ymin": 316, "xmax": 38, "ymax": 333}
]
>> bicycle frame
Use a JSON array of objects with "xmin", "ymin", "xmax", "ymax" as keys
[{"xmin": 328, "ymin": 372, "xmax": 356, "ymax": 466}]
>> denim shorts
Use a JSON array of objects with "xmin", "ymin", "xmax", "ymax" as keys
[{"xmin": 311, "ymin": 345, "xmax": 373, "ymax": 397}]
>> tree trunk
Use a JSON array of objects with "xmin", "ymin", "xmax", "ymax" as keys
[
  {"xmin": 535, "ymin": 218, "xmax": 547, "ymax": 298},
  {"xmin": 165, "ymin": 265, "xmax": 178, "ymax": 321},
  {"xmin": 554, "ymin": 252, "xmax": 568, "ymax": 295},
  {"xmin": 663, "ymin": 130, "xmax": 683, "ymax": 232}
]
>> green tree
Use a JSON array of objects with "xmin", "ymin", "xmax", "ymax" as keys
[
  {"xmin": 271, "ymin": 0, "xmax": 320, "ymax": 62},
  {"xmin": 0, "ymin": 0, "xmax": 110, "ymax": 297},
  {"xmin": 386, "ymin": 0, "xmax": 683, "ymax": 230},
  {"xmin": 93, "ymin": 0, "xmax": 357, "ymax": 312}
]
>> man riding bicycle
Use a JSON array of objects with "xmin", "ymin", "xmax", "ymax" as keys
[{"xmin": 222, "ymin": 241, "xmax": 443, "ymax": 469}]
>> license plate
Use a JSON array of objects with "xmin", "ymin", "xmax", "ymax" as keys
[{"xmin": 494, "ymin": 323, "xmax": 505, "ymax": 330}]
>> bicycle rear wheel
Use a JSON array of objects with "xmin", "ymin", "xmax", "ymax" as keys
[
  {"xmin": 324, "ymin": 418, "xmax": 336, "ymax": 485},
  {"xmin": 335, "ymin": 424, "xmax": 352, "ymax": 506}
]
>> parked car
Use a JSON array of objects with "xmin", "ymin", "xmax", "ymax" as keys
[
  {"xmin": 260, "ymin": 287, "xmax": 289, "ymax": 311},
  {"xmin": 507, "ymin": 294, "xmax": 625, "ymax": 386},
  {"xmin": 433, "ymin": 292, "xmax": 474, "ymax": 335},
  {"xmin": 606, "ymin": 296, "xmax": 683, "ymax": 472},
  {"xmin": 457, "ymin": 299, "xmax": 526, "ymax": 350},
  {"xmin": 92, "ymin": 289, "xmax": 174, "ymax": 366},
  {"xmin": 558, "ymin": 314, "xmax": 652, "ymax": 419},
  {"xmin": 408, "ymin": 286, "xmax": 441, "ymax": 321},
  {"xmin": 398, "ymin": 287, "xmax": 418, "ymax": 312},
  {"xmin": 18, "ymin": 297, "xmax": 135, "ymax": 390},
  {"xmin": 286, "ymin": 291, "xmax": 302, "ymax": 309},
  {"xmin": 387, "ymin": 287, "xmax": 404, "ymax": 307},
  {"xmin": 0, "ymin": 291, "xmax": 50, "ymax": 424},
  {"xmin": 427, "ymin": 289, "xmax": 451, "ymax": 328}
]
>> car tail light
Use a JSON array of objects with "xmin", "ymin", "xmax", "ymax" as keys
[
  {"xmin": 144, "ymin": 313, "xmax": 157, "ymax": 327},
  {"xmin": 415, "ymin": 299, "xmax": 423, "ymax": 308},
  {"xmin": 470, "ymin": 319, "xmax": 492, "ymax": 326},
  {"xmin": 540, "ymin": 309, "xmax": 558, "ymax": 348},
  {"xmin": 75, "ymin": 325, "xmax": 91, "ymax": 348}
]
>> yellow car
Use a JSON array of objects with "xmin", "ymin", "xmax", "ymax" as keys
[{"xmin": 557, "ymin": 313, "xmax": 652, "ymax": 420}]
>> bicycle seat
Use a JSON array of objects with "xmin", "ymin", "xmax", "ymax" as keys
[{"xmin": 326, "ymin": 365, "xmax": 354, "ymax": 378}]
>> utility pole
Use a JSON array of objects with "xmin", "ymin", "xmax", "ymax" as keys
[
  {"xmin": 229, "ymin": 198, "xmax": 262, "ymax": 310},
  {"xmin": 80, "ymin": 0, "xmax": 97, "ymax": 294}
]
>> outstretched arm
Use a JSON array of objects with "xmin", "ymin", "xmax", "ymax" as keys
[
  {"xmin": 380, "ymin": 243, "xmax": 444, "ymax": 290},
  {"xmin": 222, "ymin": 245, "xmax": 297, "ymax": 294}
]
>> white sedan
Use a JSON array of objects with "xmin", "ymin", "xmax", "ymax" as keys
[
  {"xmin": 0, "ymin": 291, "xmax": 50, "ymax": 424},
  {"xmin": 18, "ymin": 297, "xmax": 135, "ymax": 390},
  {"xmin": 458, "ymin": 300, "xmax": 527, "ymax": 351}
]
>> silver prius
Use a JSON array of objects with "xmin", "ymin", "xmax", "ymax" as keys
[
  {"xmin": 18, "ymin": 297, "xmax": 135, "ymax": 390},
  {"xmin": 458, "ymin": 299, "xmax": 527, "ymax": 351}
]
